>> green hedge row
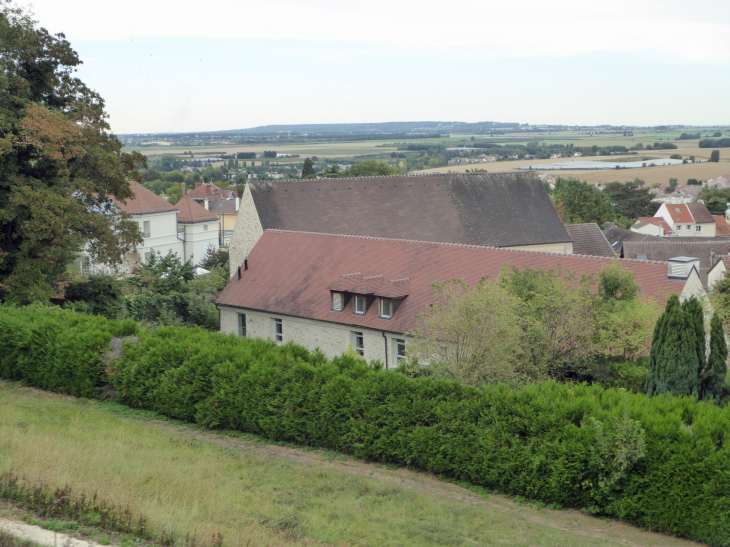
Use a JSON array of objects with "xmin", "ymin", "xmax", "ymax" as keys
[{"xmin": 1, "ymin": 305, "xmax": 729, "ymax": 546}]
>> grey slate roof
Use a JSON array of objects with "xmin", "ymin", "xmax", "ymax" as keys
[
  {"xmin": 623, "ymin": 239, "xmax": 730, "ymax": 285},
  {"xmin": 248, "ymin": 173, "xmax": 571, "ymax": 248},
  {"xmin": 602, "ymin": 223, "xmax": 662, "ymax": 256},
  {"xmin": 565, "ymin": 223, "xmax": 616, "ymax": 257},
  {"xmin": 687, "ymin": 203, "xmax": 715, "ymax": 224}
]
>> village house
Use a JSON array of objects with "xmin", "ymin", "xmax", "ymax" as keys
[
  {"xmin": 654, "ymin": 203, "xmax": 717, "ymax": 237},
  {"xmin": 175, "ymin": 196, "xmax": 219, "ymax": 263},
  {"xmin": 631, "ymin": 217, "xmax": 673, "ymax": 237},
  {"xmin": 228, "ymin": 173, "xmax": 576, "ymax": 278},
  {"xmin": 75, "ymin": 181, "xmax": 219, "ymax": 276},
  {"xmin": 564, "ymin": 224, "xmax": 616, "ymax": 257},
  {"xmin": 216, "ymin": 230, "xmax": 702, "ymax": 364}
]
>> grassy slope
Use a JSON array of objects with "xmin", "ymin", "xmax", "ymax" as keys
[{"xmin": 0, "ymin": 382, "xmax": 705, "ymax": 547}]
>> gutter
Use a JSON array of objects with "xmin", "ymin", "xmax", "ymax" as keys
[{"xmin": 382, "ymin": 331, "xmax": 389, "ymax": 370}]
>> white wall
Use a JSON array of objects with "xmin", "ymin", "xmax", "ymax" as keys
[
  {"xmin": 219, "ymin": 306, "xmax": 409, "ymax": 370},
  {"xmin": 631, "ymin": 223, "xmax": 664, "ymax": 237},
  {"xmin": 708, "ymin": 261, "xmax": 727, "ymax": 290},
  {"xmin": 180, "ymin": 221, "xmax": 219, "ymax": 265},
  {"xmin": 133, "ymin": 211, "xmax": 184, "ymax": 266}
]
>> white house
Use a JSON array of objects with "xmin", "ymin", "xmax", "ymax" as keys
[
  {"xmin": 176, "ymin": 196, "xmax": 219, "ymax": 264},
  {"xmin": 76, "ymin": 181, "xmax": 218, "ymax": 276},
  {"xmin": 654, "ymin": 203, "xmax": 717, "ymax": 237}
]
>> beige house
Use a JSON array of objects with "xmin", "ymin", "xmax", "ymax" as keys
[
  {"xmin": 228, "ymin": 172, "xmax": 575, "ymax": 278},
  {"xmin": 217, "ymin": 230, "xmax": 699, "ymax": 365},
  {"xmin": 655, "ymin": 203, "xmax": 716, "ymax": 237}
]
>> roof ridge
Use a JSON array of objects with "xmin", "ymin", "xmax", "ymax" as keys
[
  {"xmin": 248, "ymin": 171, "xmax": 534, "ymax": 186},
  {"xmin": 265, "ymin": 229, "xmax": 669, "ymax": 265}
]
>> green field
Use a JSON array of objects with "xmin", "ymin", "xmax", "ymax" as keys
[{"xmin": 0, "ymin": 382, "xmax": 704, "ymax": 547}]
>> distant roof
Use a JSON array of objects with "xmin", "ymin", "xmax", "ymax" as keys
[
  {"xmin": 186, "ymin": 182, "xmax": 237, "ymax": 201},
  {"xmin": 113, "ymin": 181, "xmax": 179, "ymax": 215},
  {"xmin": 217, "ymin": 230, "xmax": 686, "ymax": 334},
  {"xmin": 623, "ymin": 239, "xmax": 730, "ymax": 285},
  {"xmin": 565, "ymin": 223, "xmax": 615, "ymax": 257},
  {"xmin": 207, "ymin": 197, "xmax": 238, "ymax": 215},
  {"xmin": 715, "ymin": 215, "xmax": 730, "ymax": 236},
  {"xmin": 246, "ymin": 173, "xmax": 571, "ymax": 248},
  {"xmin": 603, "ymin": 223, "xmax": 662, "ymax": 255},
  {"xmin": 177, "ymin": 196, "xmax": 218, "ymax": 223}
]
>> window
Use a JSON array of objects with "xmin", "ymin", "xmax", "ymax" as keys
[
  {"xmin": 273, "ymin": 318, "xmax": 283, "ymax": 342},
  {"xmin": 332, "ymin": 292, "xmax": 343, "ymax": 312},
  {"xmin": 143, "ymin": 220, "xmax": 151, "ymax": 238},
  {"xmin": 203, "ymin": 224, "xmax": 209, "ymax": 231},
  {"xmin": 80, "ymin": 258, "xmax": 91, "ymax": 276},
  {"xmin": 674, "ymin": 207, "xmax": 681, "ymax": 213},
  {"xmin": 379, "ymin": 298, "xmax": 392, "ymax": 319},
  {"xmin": 637, "ymin": 253, "xmax": 648, "ymax": 261},
  {"xmin": 354, "ymin": 295, "xmax": 365, "ymax": 315},
  {"xmin": 686, "ymin": 225, "xmax": 691, "ymax": 230},
  {"xmin": 353, "ymin": 332, "xmax": 364, "ymax": 356},
  {"xmin": 395, "ymin": 339, "xmax": 406, "ymax": 364},
  {"xmin": 238, "ymin": 314, "xmax": 246, "ymax": 338},
  {"xmin": 696, "ymin": 225, "xmax": 702, "ymax": 232}
]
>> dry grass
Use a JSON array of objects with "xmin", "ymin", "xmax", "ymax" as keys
[
  {"xmin": 547, "ymin": 161, "xmax": 730, "ymax": 186},
  {"xmin": 0, "ymin": 382, "xmax": 706, "ymax": 547}
]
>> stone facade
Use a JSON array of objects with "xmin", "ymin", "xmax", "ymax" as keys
[
  {"xmin": 219, "ymin": 306, "xmax": 410, "ymax": 369},
  {"xmin": 228, "ymin": 184, "xmax": 263, "ymax": 278}
]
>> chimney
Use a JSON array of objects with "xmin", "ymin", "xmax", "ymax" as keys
[
  {"xmin": 237, "ymin": 266, "xmax": 241, "ymax": 279},
  {"xmin": 181, "ymin": 183, "xmax": 186, "ymax": 196},
  {"xmin": 711, "ymin": 249, "xmax": 717, "ymax": 267},
  {"xmin": 244, "ymin": 259, "xmax": 248, "ymax": 271},
  {"xmin": 204, "ymin": 197, "xmax": 209, "ymax": 210},
  {"xmin": 235, "ymin": 196, "xmax": 240, "ymax": 211}
]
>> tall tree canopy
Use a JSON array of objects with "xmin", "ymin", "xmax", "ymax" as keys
[
  {"xmin": 603, "ymin": 179, "xmax": 660, "ymax": 220},
  {"xmin": 0, "ymin": 1, "xmax": 145, "ymax": 302},
  {"xmin": 552, "ymin": 177, "xmax": 615, "ymax": 225}
]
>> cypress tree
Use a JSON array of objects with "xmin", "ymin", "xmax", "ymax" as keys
[
  {"xmin": 701, "ymin": 312, "xmax": 728, "ymax": 403},
  {"xmin": 683, "ymin": 297, "xmax": 706, "ymax": 376},
  {"xmin": 647, "ymin": 295, "xmax": 700, "ymax": 397}
]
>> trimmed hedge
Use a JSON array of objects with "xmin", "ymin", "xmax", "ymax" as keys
[{"xmin": 1, "ymin": 305, "xmax": 729, "ymax": 546}]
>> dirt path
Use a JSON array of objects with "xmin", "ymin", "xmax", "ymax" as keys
[
  {"xmin": 150, "ymin": 419, "xmax": 704, "ymax": 547},
  {"xmin": 0, "ymin": 519, "xmax": 106, "ymax": 547}
]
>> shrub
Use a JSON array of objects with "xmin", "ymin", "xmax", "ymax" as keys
[
  {"xmin": 64, "ymin": 275, "xmax": 124, "ymax": 319},
  {"xmin": 1, "ymin": 305, "xmax": 730, "ymax": 546}
]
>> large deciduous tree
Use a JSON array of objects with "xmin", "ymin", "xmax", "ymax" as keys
[
  {"xmin": 603, "ymin": 179, "xmax": 660, "ymax": 220},
  {"xmin": 0, "ymin": 1, "xmax": 145, "ymax": 302}
]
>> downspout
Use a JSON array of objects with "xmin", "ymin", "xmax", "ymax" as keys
[{"xmin": 382, "ymin": 331, "xmax": 389, "ymax": 370}]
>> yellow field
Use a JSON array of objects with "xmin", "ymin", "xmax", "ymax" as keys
[{"xmin": 548, "ymin": 161, "xmax": 730, "ymax": 186}]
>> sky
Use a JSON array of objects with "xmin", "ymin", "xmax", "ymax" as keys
[{"xmin": 17, "ymin": 0, "xmax": 730, "ymax": 134}]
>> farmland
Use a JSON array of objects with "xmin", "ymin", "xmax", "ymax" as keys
[{"xmin": 0, "ymin": 382, "xmax": 704, "ymax": 547}]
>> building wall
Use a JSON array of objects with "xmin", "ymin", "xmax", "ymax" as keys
[
  {"xmin": 181, "ymin": 221, "xmax": 219, "ymax": 265},
  {"xmin": 707, "ymin": 262, "xmax": 727, "ymax": 290},
  {"xmin": 133, "ymin": 211, "xmax": 185, "ymax": 265},
  {"xmin": 631, "ymin": 223, "xmax": 664, "ymax": 237},
  {"xmin": 228, "ymin": 184, "xmax": 264, "ymax": 278},
  {"xmin": 219, "ymin": 306, "xmax": 410, "ymax": 369},
  {"xmin": 504, "ymin": 241, "xmax": 573, "ymax": 254}
]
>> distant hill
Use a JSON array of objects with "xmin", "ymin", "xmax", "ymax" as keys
[{"xmin": 216, "ymin": 121, "xmax": 521, "ymax": 135}]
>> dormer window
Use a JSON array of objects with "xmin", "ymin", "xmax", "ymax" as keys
[
  {"xmin": 379, "ymin": 298, "xmax": 392, "ymax": 319},
  {"xmin": 354, "ymin": 295, "xmax": 366, "ymax": 315},
  {"xmin": 332, "ymin": 292, "xmax": 343, "ymax": 312}
]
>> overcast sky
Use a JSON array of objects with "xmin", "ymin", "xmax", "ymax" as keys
[{"xmin": 19, "ymin": 0, "xmax": 730, "ymax": 134}]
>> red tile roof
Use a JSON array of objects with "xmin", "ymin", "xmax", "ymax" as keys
[
  {"xmin": 217, "ymin": 230, "xmax": 686, "ymax": 334},
  {"xmin": 715, "ymin": 216, "xmax": 730, "ymax": 236},
  {"xmin": 113, "ymin": 181, "xmax": 179, "ymax": 215},
  {"xmin": 664, "ymin": 204, "xmax": 694, "ymax": 224},
  {"xmin": 176, "ymin": 196, "xmax": 218, "ymax": 223},
  {"xmin": 186, "ymin": 182, "xmax": 237, "ymax": 200}
]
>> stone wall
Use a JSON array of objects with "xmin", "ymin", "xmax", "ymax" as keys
[{"xmin": 228, "ymin": 184, "xmax": 264, "ymax": 278}]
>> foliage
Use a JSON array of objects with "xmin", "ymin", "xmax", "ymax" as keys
[
  {"xmin": 199, "ymin": 247, "xmax": 229, "ymax": 272},
  {"xmin": 2, "ymin": 305, "xmax": 730, "ymax": 546},
  {"xmin": 341, "ymin": 160, "xmax": 402, "ymax": 178},
  {"xmin": 646, "ymin": 296, "xmax": 701, "ymax": 397},
  {"xmin": 132, "ymin": 250, "xmax": 194, "ymax": 294},
  {"xmin": 709, "ymin": 150, "xmax": 720, "ymax": 162},
  {"xmin": 125, "ymin": 291, "xmax": 218, "ymax": 330},
  {"xmin": 552, "ymin": 178, "xmax": 614, "ymax": 225},
  {"xmin": 598, "ymin": 261, "xmax": 637, "ymax": 303},
  {"xmin": 700, "ymin": 312, "xmax": 728, "ymax": 403},
  {"xmin": 301, "ymin": 158, "xmax": 315, "ymax": 178},
  {"xmin": 408, "ymin": 279, "xmax": 529, "ymax": 386},
  {"xmin": 665, "ymin": 177, "xmax": 679, "ymax": 193},
  {"xmin": 64, "ymin": 275, "xmax": 124, "ymax": 319},
  {"xmin": 0, "ymin": 2, "xmax": 145, "ymax": 302},
  {"xmin": 699, "ymin": 138, "xmax": 730, "ymax": 148},
  {"xmin": 602, "ymin": 180, "xmax": 659, "ymax": 219}
]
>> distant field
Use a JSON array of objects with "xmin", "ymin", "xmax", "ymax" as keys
[
  {"xmin": 0, "ymin": 382, "xmax": 703, "ymax": 547},
  {"xmin": 546, "ymin": 161, "xmax": 730, "ymax": 186}
]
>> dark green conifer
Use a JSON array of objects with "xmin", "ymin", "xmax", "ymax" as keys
[
  {"xmin": 701, "ymin": 312, "xmax": 728, "ymax": 403},
  {"xmin": 647, "ymin": 296, "xmax": 700, "ymax": 397}
]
